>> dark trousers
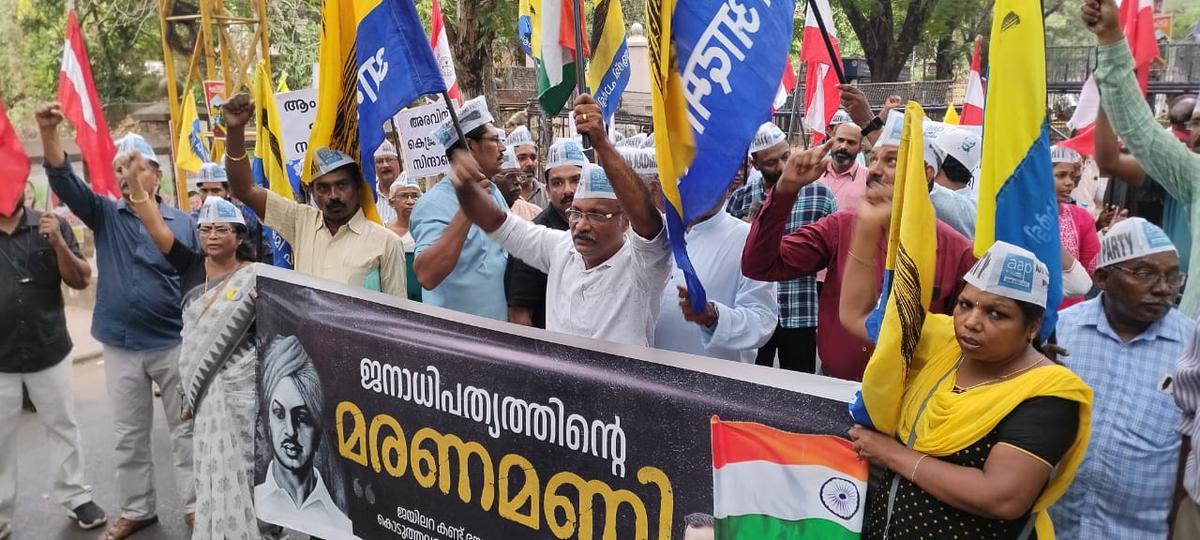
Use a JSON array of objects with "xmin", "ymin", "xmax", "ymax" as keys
[{"xmin": 755, "ymin": 325, "xmax": 817, "ymax": 373}]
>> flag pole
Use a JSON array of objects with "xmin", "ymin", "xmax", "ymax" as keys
[
  {"xmin": 441, "ymin": 91, "xmax": 468, "ymax": 150},
  {"xmin": 783, "ymin": 63, "xmax": 809, "ymax": 149},
  {"xmin": 806, "ymin": 0, "xmax": 846, "ymax": 84},
  {"xmin": 571, "ymin": 0, "xmax": 592, "ymax": 149}
]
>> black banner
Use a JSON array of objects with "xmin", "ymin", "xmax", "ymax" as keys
[{"xmin": 252, "ymin": 267, "xmax": 859, "ymax": 540}]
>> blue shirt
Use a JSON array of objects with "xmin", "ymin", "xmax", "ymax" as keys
[
  {"xmin": 46, "ymin": 160, "xmax": 198, "ymax": 352},
  {"xmin": 410, "ymin": 177, "xmax": 509, "ymax": 321},
  {"xmin": 1050, "ymin": 295, "xmax": 1193, "ymax": 540}
]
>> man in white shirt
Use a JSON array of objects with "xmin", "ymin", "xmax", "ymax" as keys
[
  {"xmin": 618, "ymin": 147, "xmax": 779, "ymax": 362},
  {"xmin": 373, "ymin": 139, "xmax": 402, "ymax": 225},
  {"xmin": 449, "ymin": 94, "xmax": 671, "ymax": 347}
]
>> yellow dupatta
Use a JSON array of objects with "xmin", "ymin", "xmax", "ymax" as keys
[{"xmin": 897, "ymin": 315, "xmax": 1093, "ymax": 540}]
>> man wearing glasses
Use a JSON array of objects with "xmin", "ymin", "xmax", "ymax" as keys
[
  {"xmin": 1050, "ymin": 217, "xmax": 1193, "ymax": 539},
  {"xmin": 449, "ymin": 94, "xmax": 670, "ymax": 347}
]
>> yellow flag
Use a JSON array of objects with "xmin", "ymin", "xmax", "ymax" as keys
[
  {"xmin": 646, "ymin": 0, "xmax": 695, "ymax": 215},
  {"xmin": 943, "ymin": 102, "xmax": 961, "ymax": 125},
  {"xmin": 253, "ymin": 61, "xmax": 294, "ymax": 200},
  {"xmin": 175, "ymin": 89, "xmax": 207, "ymax": 174},
  {"xmin": 857, "ymin": 102, "xmax": 937, "ymax": 437},
  {"xmin": 276, "ymin": 71, "xmax": 290, "ymax": 93}
]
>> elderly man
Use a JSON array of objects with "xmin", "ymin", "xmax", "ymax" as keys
[
  {"xmin": 36, "ymin": 103, "xmax": 196, "ymax": 539},
  {"xmin": 742, "ymin": 117, "xmax": 976, "ymax": 381},
  {"xmin": 506, "ymin": 126, "xmax": 549, "ymax": 208},
  {"xmin": 411, "ymin": 96, "xmax": 510, "ymax": 320},
  {"xmin": 220, "ymin": 94, "xmax": 406, "ymax": 297},
  {"xmin": 1050, "ymin": 218, "xmax": 1193, "ymax": 539},
  {"xmin": 505, "ymin": 138, "xmax": 585, "ymax": 327},
  {"xmin": 728, "ymin": 122, "xmax": 837, "ymax": 373},
  {"xmin": 451, "ymin": 94, "xmax": 671, "ymax": 346},
  {"xmin": 620, "ymin": 147, "xmax": 779, "ymax": 362},
  {"xmin": 493, "ymin": 131, "xmax": 542, "ymax": 221},
  {"xmin": 818, "ymin": 122, "xmax": 868, "ymax": 212},
  {"xmin": 1084, "ymin": 0, "xmax": 1200, "ymax": 317},
  {"xmin": 189, "ymin": 162, "xmax": 268, "ymax": 262},
  {"xmin": 373, "ymin": 139, "xmax": 403, "ymax": 225}
]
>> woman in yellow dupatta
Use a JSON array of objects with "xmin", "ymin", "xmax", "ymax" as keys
[{"xmin": 840, "ymin": 182, "xmax": 1092, "ymax": 540}]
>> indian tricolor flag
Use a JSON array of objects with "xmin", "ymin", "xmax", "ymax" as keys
[{"xmin": 712, "ymin": 418, "xmax": 867, "ymax": 539}]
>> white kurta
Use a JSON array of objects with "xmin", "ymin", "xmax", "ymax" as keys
[
  {"xmin": 653, "ymin": 212, "xmax": 778, "ymax": 363},
  {"xmin": 489, "ymin": 215, "xmax": 673, "ymax": 347}
]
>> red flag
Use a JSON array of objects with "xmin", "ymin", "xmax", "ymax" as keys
[
  {"xmin": 57, "ymin": 10, "xmax": 118, "ymax": 199},
  {"xmin": 1122, "ymin": 0, "xmax": 1158, "ymax": 93},
  {"xmin": 0, "ymin": 101, "xmax": 31, "ymax": 216},
  {"xmin": 799, "ymin": 0, "xmax": 842, "ymax": 144},
  {"xmin": 961, "ymin": 36, "xmax": 986, "ymax": 126},
  {"xmin": 773, "ymin": 55, "xmax": 797, "ymax": 112},
  {"xmin": 429, "ymin": 0, "xmax": 460, "ymax": 105}
]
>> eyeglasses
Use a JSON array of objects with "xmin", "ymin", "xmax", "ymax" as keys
[
  {"xmin": 197, "ymin": 226, "xmax": 235, "ymax": 237},
  {"xmin": 389, "ymin": 192, "xmax": 421, "ymax": 202},
  {"xmin": 566, "ymin": 209, "xmax": 623, "ymax": 224},
  {"xmin": 1111, "ymin": 265, "xmax": 1187, "ymax": 287}
]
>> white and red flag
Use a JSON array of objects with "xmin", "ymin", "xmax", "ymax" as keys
[
  {"xmin": 799, "ymin": 0, "xmax": 842, "ymax": 144},
  {"xmin": 773, "ymin": 55, "xmax": 797, "ymax": 112},
  {"xmin": 960, "ymin": 36, "xmax": 986, "ymax": 126},
  {"xmin": 57, "ymin": 10, "xmax": 118, "ymax": 198},
  {"xmin": 429, "ymin": 0, "xmax": 460, "ymax": 105}
]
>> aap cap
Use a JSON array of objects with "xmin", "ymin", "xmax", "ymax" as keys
[
  {"xmin": 1096, "ymin": 217, "xmax": 1177, "ymax": 269},
  {"xmin": 878, "ymin": 113, "xmax": 942, "ymax": 172},
  {"xmin": 1050, "ymin": 144, "xmax": 1082, "ymax": 165},
  {"xmin": 545, "ymin": 138, "xmax": 589, "ymax": 171},
  {"xmin": 876, "ymin": 113, "xmax": 906, "ymax": 148},
  {"xmin": 964, "ymin": 241, "xmax": 1052, "ymax": 308},
  {"xmin": 112, "ymin": 133, "xmax": 160, "ymax": 168},
  {"xmin": 388, "ymin": 173, "xmax": 420, "ymax": 197},
  {"xmin": 374, "ymin": 139, "xmax": 398, "ymax": 158},
  {"xmin": 934, "ymin": 128, "xmax": 983, "ymax": 171},
  {"xmin": 830, "ymin": 109, "xmax": 853, "ymax": 126},
  {"xmin": 196, "ymin": 162, "xmax": 228, "ymax": 184},
  {"xmin": 432, "ymin": 96, "xmax": 494, "ymax": 148},
  {"xmin": 499, "ymin": 146, "xmax": 521, "ymax": 171},
  {"xmin": 749, "ymin": 122, "xmax": 787, "ymax": 155},
  {"xmin": 506, "ymin": 125, "xmax": 534, "ymax": 148},
  {"xmin": 575, "ymin": 163, "xmax": 617, "ymax": 200},
  {"xmin": 618, "ymin": 147, "xmax": 658, "ymax": 178},
  {"xmin": 196, "ymin": 196, "xmax": 245, "ymax": 226},
  {"xmin": 312, "ymin": 147, "xmax": 358, "ymax": 178}
]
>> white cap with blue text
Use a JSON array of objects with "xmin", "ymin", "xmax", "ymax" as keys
[
  {"xmin": 506, "ymin": 125, "xmax": 534, "ymax": 149},
  {"xmin": 879, "ymin": 113, "xmax": 943, "ymax": 172},
  {"xmin": 1096, "ymin": 217, "xmax": 1177, "ymax": 268},
  {"xmin": 749, "ymin": 122, "xmax": 787, "ymax": 154},
  {"xmin": 964, "ymin": 241, "xmax": 1052, "ymax": 308},
  {"xmin": 545, "ymin": 138, "xmax": 589, "ymax": 171},
  {"xmin": 388, "ymin": 172, "xmax": 420, "ymax": 197},
  {"xmin": 830, "ymin": 109, "xmax": 853, "ymax": 126},
  {"xmin": 312, "ymin": 147, "xmax": 357, "ymax": 177},
  {"xmin": 196, "ymin": 162, "xmax": 228, "ymax": 184},
  {"xmin": 374, "ymin": 139, "xmax": 398, "ymax": 158},
  {"xmin": 431, "ymin": 96, "xmax": 494, "ymax": 149},
  {"xmin": 197, "ymin": 196, "xmax": 245, "ymax": 226},
  {"xmin": 499, "ymin": 146, "xmax": 521, "ymax": 171},
  {"xmin": 112, "ymin": 133, "xmax": 160, "ymax": 168},
  {"xmin": 618, "ymin": 147, "xmax": 658, "ymax": 178},
  {"xmin": 934, "ymin": 127, "xmax": 983, "ymax": 171},
  {"xmin": 575, "ymin": 163, "xmax": 617, "ymax": 200},
  {"xmin": 1050, "ymin": 144, "xmax": 1082, "ymax": 164}
]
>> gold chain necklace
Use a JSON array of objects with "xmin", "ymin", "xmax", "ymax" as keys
[{"xmin": 954, "ymin": 356, "xmax": 1047, "ymax": 392}]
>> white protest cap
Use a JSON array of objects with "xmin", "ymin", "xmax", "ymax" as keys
[
  {"xmin": 312, "ymin": 147, "xmax": 358, "ymax": 177},
  {"xmin": 374, "ymin": 139, "xmax": 398, "ymax": 158},
  {"xmin": 878, "ymin": 113, "xmax": 941, "ymax": 172},
  {"xmin": 432, "ymin": 96, "xmax": 494, "ymax": 148},
  {"xmin": 388, "ymin": 173, "xmax": 419, "ymax": 197},
  {"xmin": 1096, "ymin": 217, "xmax": 1177, "ymax": 269},
  {"xmin": 575, "ymin": 163, "xmax": 617, "ymax": 200},
  {"xmin": 499, "ymin": 147, "xmax": 521, "ymax": 171},
  {"xmin": 619, "ymin": 147, "xmax": 658, "ymax": 178},
  {"xmin": 876, "ymin": 113, "xmax": 906, "ymax": 148},
  {"xmin": 545, "ymin": 138, "xmax": 589, "ymax": 171},
  {"xmin": 196, "ymin": 162, "xmax": 228, "ymax": 184},
  {"xmin": 506, "ymin": 125, "xmax": 535, "ymax": 148},
  {"xmin": 749, "ymin": 122, "xmax": 787, "ymax": 154},
  {"xmin": 965, "ymin": 241, "xmax": 1052, "ymax": 308},
  {"xmin": 830, "ymin": 109, "xmax": 853, "ymax": 126},
  {"xmin": 112, "ymin": 133, "xmax": 160, "ymax": 168},
  {"xmin": 1050, "ymin": 144, "xmax": 1082, "ymax": 164},
  {"xmin": 934, "ymin": 128, "xmax": 983, "ymax": 171},
  {"xmin": 641, "ymin": 132, "xmax": 656, "ymax": 149},
  {"xmin": 196, "ymin": 196, "xmax": 245, "ymax": 226}
]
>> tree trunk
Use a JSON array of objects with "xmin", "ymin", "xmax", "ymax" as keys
[
  {"xmin": 934, "ymin": 34, "xmax": 956, "ymax": 80},
  {"xmin": 445, "ymin": 0, "xmax": 498, "ymax": 108},
  {"xmin": 836, "ymin": 0, "xmax": 942, "ymax": 82}
]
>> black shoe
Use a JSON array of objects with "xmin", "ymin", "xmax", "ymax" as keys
[{"xmin": 70, "ymin": 501, "xmax": 107, "ymax": 530}]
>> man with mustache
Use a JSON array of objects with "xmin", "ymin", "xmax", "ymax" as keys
[
  {"xmin": 504, "ymin": 138, "xmax": 585, "ymax": 327},
  {"xmin": 412, "ymin": 96, "xmax": 511, "ymax": 320},
  {"xmin": 373, "ymin": 139, "xmax": 403, "ymax": 225},
  {"xmin": 220, "ymin": 94, "xmax": 407, "ymax": 297},
  {"xmin": 1050, "ymin": 217, "xmax": 1192, "ymax": 539},
  {"xmin": 492, "ymin": 128, "xmax": 542, "ymax": 222},
  {"xmin": 506, "ymin": 125, "xmax": 549, "ymax": 209},
  {"xmin": 817, "ymin": 122, "xmax": 868, "ymax": 212},
  {"xmin": 450, "ymin": 94, "xmax": 671, "ymax": 347},
  {"xmin": 727, "ymin": 122, "xmax": 837, "ymax": 374}
]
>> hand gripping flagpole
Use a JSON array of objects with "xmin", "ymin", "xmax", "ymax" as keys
[
  {"xmin": 572, "ymin": 0, "xmax": 592, "ymax": 149},
  {"xmin": 806, "ymin": 0, "xmax": 847, "ymax": 85}
]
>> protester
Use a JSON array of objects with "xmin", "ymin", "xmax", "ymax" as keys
[
  {"xmin": 682, "ymin": 513, "xmax": 715, "ymax": 540},
  {"xmin": 0, "ymin": 179, "xmax": 106, "ymax": 536},
  {"xmin": 931, "ymin": 127, "xmax": 982, "ymax": 195},
  {"xmin": 728, "ymin": 122, "xmax": 837, "ymax": 373},
  {"xmin": 36, "ymin": 103, "xmax": 197, "ymax": 538},
  {"xmin": 493, "ymin": 136, "xmax": 543, "ymax": 221},
  {"xmin": 742, "ymin": 122, "xmax": 976, "ymax": 381},
  {"xmin": 818, "ymin": 122, "xmax": 868, "ymax": 212},
  {"xmin": 1169, "ymin": 96, "xmax": 1198, "ymax": 144},
  {"xmin": 505, "ymin": 138, "xmax": 584, "ymax": 327},
  {"xmin": 1050, "ymin": 145, "xmax": 1101, "ymax": 309},
  {"xmin": 506, "ymin": 125, "xmax": 548, "ymax": 208},
  {"xmin": 618, "ymin": 146, "xmax": 779, "ymax": 362},
  {"xmin": 1172, "ymin": 322, "xmax": 1200, "ymax": 537},
  {"xmin": 450, "ymin": 94, "xmax": 671, "ymax": 347},
  {"xmin": 221, "ymin": 94, "xmax": 407, "ymax": 297},
  {"xmin": 373, "ymin": 139, "xmax": 403, "ymax": 225},
  {"xmin": 1084, "ymin": 0, "xmax": 1200, "ymax": 317},
  {"xmin": 411, "ymin": 96, "xmax": 510, "ymax": 320},
  {"xmin": 190, "ymin": 162, "xmax": 268, "ymax": 263},
  {"xmin": 386, "ymin": 176, "xmax": 423, "ymax": 302},
  {"xmin": 842, "ymin": 217, "xmax": 1092, "ymax": 539},
  {"xmin": 920, "ymin": 120, "xmax": 978, "ymax": 239},
  {"xmin": 1049, "ymin": 218, "xmax": 1191, "ymax": 539}
]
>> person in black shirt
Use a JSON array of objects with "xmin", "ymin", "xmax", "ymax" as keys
[{"xmin": 1, "ymin": 191, "xmax": 108, "ymax": 535}]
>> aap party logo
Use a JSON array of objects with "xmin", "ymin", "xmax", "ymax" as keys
[{"xmin": 999, "ymin": 254, "xmax": 1035, "ymax": 293}]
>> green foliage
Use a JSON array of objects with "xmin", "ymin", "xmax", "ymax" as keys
[{"xmin": 268, "ymin": 0, "xmax": 323, "ymax": 88}]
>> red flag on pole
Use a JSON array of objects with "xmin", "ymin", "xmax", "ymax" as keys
[
  {"xmin": 773, "ymin": 55, "xmax": 797, "ymax": 112},
  {"xmin": 57, "ymin": 10, "xmax": 118, "ymax": 199},
  {"xmin": 960, "ymin": 36, "xmax": 986, "ymax": 126},
  {"xmin": 799, "ymin": 0, "xmax": 842, "ymax": 144},
  {"xmin": 429, "ymin": 0, "xmax": 460, "ymax": 105},
  {"xmin": 0, "ymin": 101, "xmax": 31, "ymax": 216}
]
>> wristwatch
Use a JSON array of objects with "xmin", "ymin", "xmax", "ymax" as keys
[{"xmin": 861, "ymin": 115, "xmax": 884, "ymax": 137}]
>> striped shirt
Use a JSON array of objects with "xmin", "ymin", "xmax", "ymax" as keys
[
  {"xmin": 1173, "ymin": 320, "xmax": 1200, "ymax": 504},
  {"xmin": 1050, "ymin": 296, "xmax": 1193, "ymax": 539},
  {"xmin": 726, "ymin": 176, "xmax": 836, "ymax": 328}
]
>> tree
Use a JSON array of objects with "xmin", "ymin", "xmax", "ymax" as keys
[
  {"xmin": 436, "ymin": 0, "xmax": 520, "ymax": 109},
  {"xmin": 833, "ymin": 0, "xmax": 945, "ymax": 82}
]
